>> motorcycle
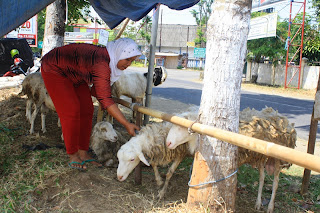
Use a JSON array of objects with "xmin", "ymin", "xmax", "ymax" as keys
[{"xmin": 2, "ymin": 57, "xmax": 40, "ymax": 77}]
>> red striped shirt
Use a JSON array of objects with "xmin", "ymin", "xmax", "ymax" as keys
[{"xmin": 42, "ymin": 43, "xmax": 114, "ymax": 109}]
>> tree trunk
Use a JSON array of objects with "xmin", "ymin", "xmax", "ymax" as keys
[
  {"xmin": 42, "ymin": 0, "xmax": 66, "ymax": 56},
  {"xmin": 187, "ymin": 0, "xmax": 252, "ymax": 212}
]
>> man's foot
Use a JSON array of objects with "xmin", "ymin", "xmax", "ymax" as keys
[
  {"xmin": 68, "ymin": 154, "xmax": 87, "ymax": 170},
  {"xmin": 78, "ymin": 150, "xmax": 103, "ymax": 168},
  {"xmin": 82, "ymin": 159, "xmax": 103, "ymax": 168}
]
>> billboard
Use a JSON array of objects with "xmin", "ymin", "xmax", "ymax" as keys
[
  {"xmin": 6, "ymin": 15, "xmax": 38, "ymax": 47},
  {"xmin": 252, "ymin": 0, "xmax": 287, "ymax": 12},
  {"xmin": 64, "ymin": 32, "xmax": 95, "ymax": 44},
  {"xmin": 248, "ymin": 13, "xmax": 278, "ymax": 40}
]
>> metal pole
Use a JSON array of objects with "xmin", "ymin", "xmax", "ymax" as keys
[
  {"xmin": 144, "ymin": 4, "xmax": 160, "ymax": 125},
  {"xmin": 297, "ymin": 0, "xmax": 307, "ymax": 89},
  {"xmin": 284, "ymin": 0, "xmax": 293, "ymax": 89}
]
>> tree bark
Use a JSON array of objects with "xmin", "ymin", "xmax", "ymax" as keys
[
  {"xmin": 187, "ymin": 0, "xmax": 252, "ymax": 212},
  {"xmin": 42, "ymin": 0, "xmax": 66, "ymax": 56}
]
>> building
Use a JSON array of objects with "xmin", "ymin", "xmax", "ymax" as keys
[{"xmin": 155, "ymin": 24, "xmax": 197, "ymax": 69}]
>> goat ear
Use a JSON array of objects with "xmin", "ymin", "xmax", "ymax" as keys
[{"xmin": 138, "ymin": 153, "xmax": 150, "ymax": 166}]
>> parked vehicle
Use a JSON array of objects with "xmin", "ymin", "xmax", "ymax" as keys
[{"xmin": 0, "ymin": 38, "xmax": 34, "ymax": 77}]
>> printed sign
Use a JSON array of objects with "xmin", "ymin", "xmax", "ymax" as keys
[
  {"xmin": 187, "ymin": 41, "xmax": 195, "ymax": 47},
  {"xmin": 248, "ymin": 13, "xmax": 277, "ymax": 40},
  {"xmin": 6, "ymin": 15, "xmax": 38, "ymax": 47},
  {"xmin": 64, "ymin": 32, "xmax": 95, "ymax": 43},
  {"xmin": 98, "ymin": 30, "xmax": 109, "ymax": 46},
  {"xmin": 194, "ymin": 48, "xmax": 206, "ymax": 58}
]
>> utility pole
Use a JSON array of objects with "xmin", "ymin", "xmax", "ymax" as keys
[
  {"xmin": 186, "ymin": 26, "xmax": 189, "ymax": 68},
  {"xmin": 159, "ymin": 9, "xmax": 163, "ymax": 52}
]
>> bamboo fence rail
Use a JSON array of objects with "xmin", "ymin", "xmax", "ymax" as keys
[{"xmin": 113, "ymin": 97, "xmax": 320, "ymax": 173}]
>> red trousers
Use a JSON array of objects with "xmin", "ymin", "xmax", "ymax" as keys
[{"xmin": 41, "ymin": 64, "xmax": 94, "ymax": 155}]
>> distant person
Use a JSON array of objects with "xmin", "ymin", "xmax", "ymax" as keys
[
  {"xmin": 41, "ymin": 38, "xmax": 141, "ymax": 170},
  {"xmin": 3, "ymin": 49, "xmax": 28, "ymax": 76}
]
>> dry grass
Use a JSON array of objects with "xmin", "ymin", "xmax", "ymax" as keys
[
  {"xmin": 1, "ymin": 86, "xmax": 320, "ymax": 213},
  {"xmin": 241, "ymin": 82, "xmax": 316, "ymax": 100}
]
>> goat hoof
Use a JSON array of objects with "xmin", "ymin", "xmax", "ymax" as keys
[
  {"xmin": 157, "ymin": 190, "xmax": 165, "ymax": 200},
  {"xmin": 105, "ymin": 159, "xmax": 114, "ymax": 167},
  {"xmin": 156, "ymin": 180, "xmax": 164, "ymax": 187},
  {"xmin": 255, "ymin": 203, "xmax": 261, "ymax": 210}
]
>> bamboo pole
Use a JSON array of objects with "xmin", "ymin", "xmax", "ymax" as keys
[
  {"xmin": 113, "ymin": 97, "xmax": 320, "ymax": 173},
  {"xmin": 115, "ymin": 18, "xmax": 130, "ymax": 40}
]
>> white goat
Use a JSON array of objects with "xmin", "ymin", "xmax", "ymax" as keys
[
  {"xmin": 111, "ymin": 66, "xmax": 168, "ymax": 101},
  {"xmin": 165, "ymin": 107, "xmax": 297, "ymax": 213},
  {"xmin": 21, "ymin": 72, "xmax": 58, "ymax": 134},
  {"xmin": 117, "ymin": 121, "xmax": 194, "ymax": 199},
  {"xmin": 90, "ymin": 122, "xmax": 131, "ymax": 167},
  {"xmin": 103, "ymin": 67, "xmax": 167, "ymax": 123}
]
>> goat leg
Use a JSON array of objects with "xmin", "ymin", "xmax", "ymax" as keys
[
  {"xmin": 40, "ymin": 105, "xmax": 49, "ymax": 133},
  {"xmin": 26, "ymin": 99, "xmax": 32, "ymax": 121},
  {"xmin": 267, "ymin": 159, "xmax": 280, "ymax": 213},
  {"xmin": 255, "ymin": 160, "xmax": 266, "ymax": 210},
  {"xmin": 157, "ymin": 158, "xmax": 182, "ymax": 199},
  {"xmin": 57, "ymin": 118, "xmax": 61, "ymax": 127},
  {"xmin": 29, "ymin": 104, "xmax": 40, "ymax": 134},
  {"xmin": 151, "ymin": 163, "xmax": 164, "ymax": 187}
]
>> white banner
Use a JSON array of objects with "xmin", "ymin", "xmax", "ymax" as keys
[
  {"xmin": 6, "ymin": 15, "xmax": 38, "ymax": 47},
  {"xmin": 98, "ymin": 30, "xmax": 109, "ymax": 46},
  {"xmin": 248, "ymin": 13, "xmax": 278, "ymax": 40}
]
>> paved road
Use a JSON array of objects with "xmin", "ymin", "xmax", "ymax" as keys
[{"xmin": 127, "ymin": 66, "xmax": 319, "ymax": 141}]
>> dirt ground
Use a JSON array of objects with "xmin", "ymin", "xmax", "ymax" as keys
[{"xmin": 0, "ymin": 85, "xmax": 319, "ymax": 213}]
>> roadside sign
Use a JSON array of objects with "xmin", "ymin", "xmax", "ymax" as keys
[
  {"xmin": 98, "ymin": 29, "xmax": 109, "ymax": 46},
  {"xmin": 194, "ymin": 48, "xmax": 206, "ymax": 58},
  {"xmin": 38, "ymin": 41, "xmax": 43, "ymax": 49},
  {"xmin": 248, "ymin": 13, "xmax": 277, "ymax": 40},
  {"xmin": 6, "ymin": 15, "xmax": 38, "ymax": 47},
  {"xmin": 64, "ymin": 32, "xmax": 94, "ymax": 44},
  {"xmin": 187, "ymin": 41, "xmax": 195, "ymax": 47}
]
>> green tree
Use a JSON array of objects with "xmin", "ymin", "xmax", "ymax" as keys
[
  {"xmin": 190, "ymin": 0, "xmax": 214, "ymax": 47},
  {"xmin": 34, "ymin": 0, "xmax": 92, "ymax": 52},
  {"xmin": 247, "ymin": 12, "xmax": 320, "ymax": 64},
  {"xmin": 311, "ymin": 0, "xmax": 320, "ymax": 20},
  {"xmin": 300, "ymin": 14, "xmax": 320, "ymax": 63},
  {"xmin": 283, "ymin": 13, "xmax": 320, "ymax": 64}
]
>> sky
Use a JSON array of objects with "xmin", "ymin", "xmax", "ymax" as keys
[
  {"xmin": 90, "ymin": 1, "xmax": 316, "ymax": 27},
  {"xmin": 148, "ymin": 1, "xmax": 316, "ymax": 25},
  {"xmin": 157, "ymin": 5, "xmax": 197, "ymax": 25}
]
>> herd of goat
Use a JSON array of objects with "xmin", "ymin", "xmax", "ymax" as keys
[{"xmin": 18, "ymin": 67, "xmax": 297, "ymax": 213}]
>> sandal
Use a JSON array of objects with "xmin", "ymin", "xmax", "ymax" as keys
[
  {"xmin": 82, "ymin": 159, "xmax": 103, "ymax": 168},
  {"xmin": 68, "ymin": 161, "xmax": 86, "ymax": 171}
]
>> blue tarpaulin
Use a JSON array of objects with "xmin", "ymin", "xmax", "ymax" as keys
[
  {"xmin": 89, "ymin": 0, "xmax": 199, "ymax": 29},
  {"xmin": 0, "ymin": 0, "xmax": 199, "ymax": 37},
  {"xmin": 0, "ymin": 0, "xmax": 55, "ymax": 37}
]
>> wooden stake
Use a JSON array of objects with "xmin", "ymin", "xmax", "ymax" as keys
[
  {"xmin": 301, "ymin": 67, "xmax": 320, "ymax": 194},
  {"xmin": 134, "ymin": 98, "xmax": 143, "ymax": 185}
]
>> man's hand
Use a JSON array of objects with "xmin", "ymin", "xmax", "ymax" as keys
[{"xmin": 124, "ymin": 123, "xmax": 140, "ymax": 136}]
